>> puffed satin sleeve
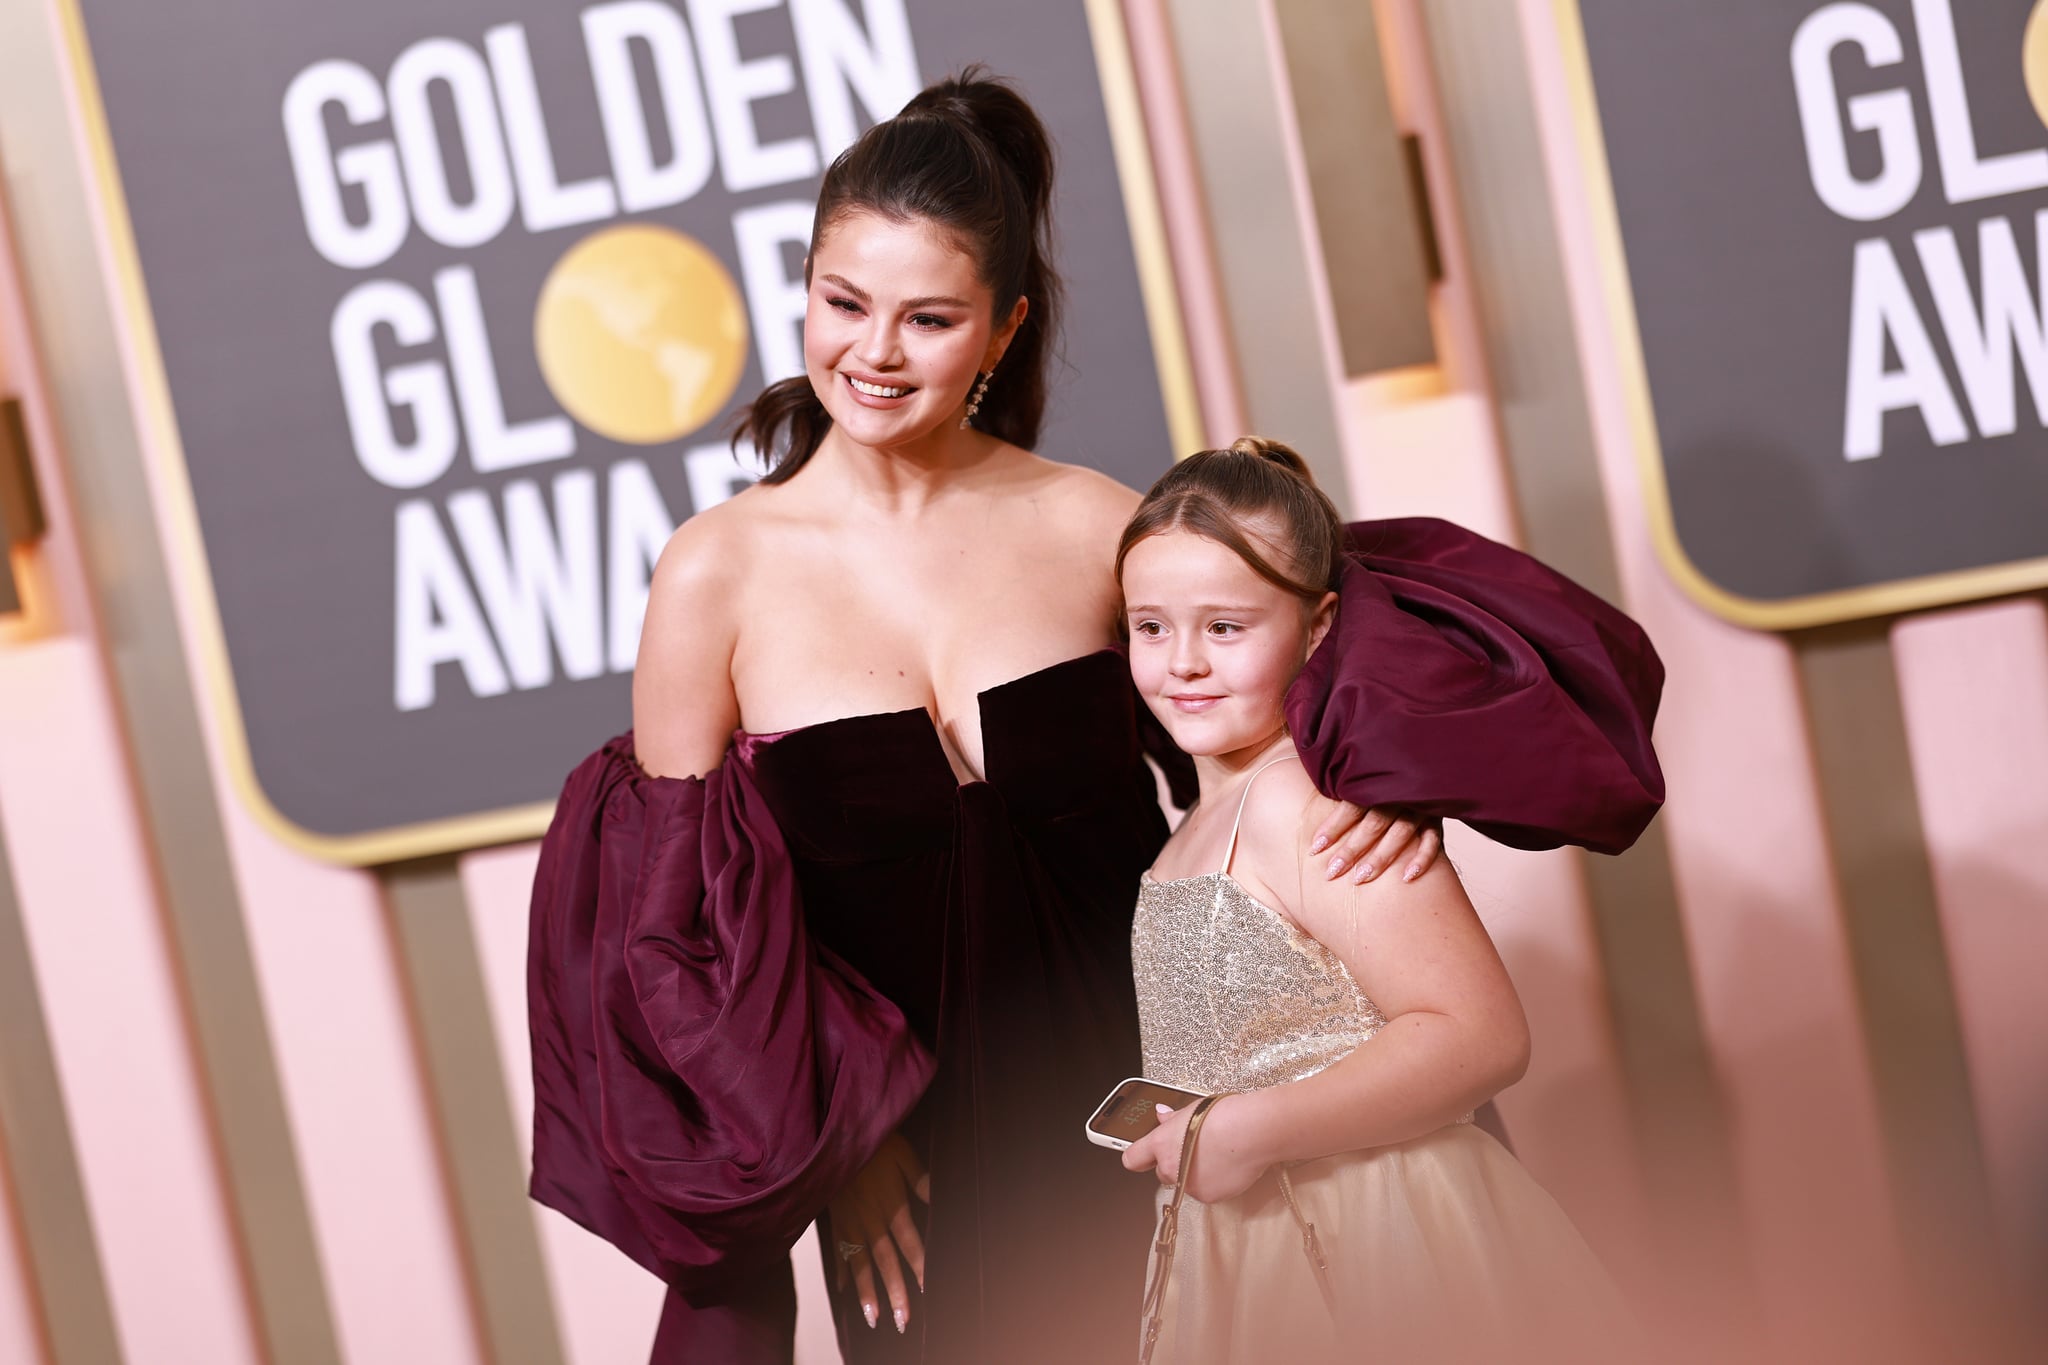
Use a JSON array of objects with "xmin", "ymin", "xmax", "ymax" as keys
[
  {"xmin": 526, "ymin": 735, "xmax": 937, "ymax": 1304},
  {"xmin": 1286, "ymin": 519, "xmax": 1666, "ymax": 855}
]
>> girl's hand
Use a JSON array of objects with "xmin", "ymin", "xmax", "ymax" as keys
[
  {"xmin": 1120, "ymin": 1100, "xmax": 1269, "ymax": 1204},
  {"xmin": 827, "ymin": 1131, "xmax": 929, "ymax": 1334},
  {"xmin": 1311, "ymin": 802, "xmax": 1444, "ymax": 885}
]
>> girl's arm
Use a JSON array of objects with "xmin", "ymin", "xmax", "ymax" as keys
[{"xmin": 1125, "ymin": 787, "xmax": 1526, "ymax": 1201}]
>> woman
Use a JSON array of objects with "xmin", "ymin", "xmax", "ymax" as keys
[{"xmin": 526, "ymin": 70, "xmax": 1660, "ymax": 1365}]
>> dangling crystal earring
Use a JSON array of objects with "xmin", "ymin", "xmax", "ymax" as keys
[{"xmin": 960, "ymin": 369, "xmax": 993, "ymax": 429}]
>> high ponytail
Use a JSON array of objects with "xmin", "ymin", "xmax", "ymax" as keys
[
  {"xmin": 733, "ymin": 66, "xmax": 1063, "ymax": 484},
  {"xmin": 1115, "ymin": 437, "xmax": 1347, "ymax": 601}
]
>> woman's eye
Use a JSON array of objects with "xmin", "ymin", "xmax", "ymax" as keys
[
  {"xmin": 827, "ymin": 297, "xmax": 861, "ymax": 314},
  {"xmin": 910, "ymin": 313, "xmax": 952, "ymax": 329}
]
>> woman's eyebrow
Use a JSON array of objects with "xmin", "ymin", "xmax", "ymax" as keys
[{"xmin": 819, "ymin": 274, "xmax": 970, "ymax": 311}]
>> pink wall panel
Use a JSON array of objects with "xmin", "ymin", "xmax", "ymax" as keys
[
  {"xmin": 0, "ymin": 641, "xmax": 262, "ymax": 1365},
  {"xmin": 1516, "ymin": 1, "xmax": 1916, "ymax": 1353},
  {"xmin": 209, "ymin": 806, "xmax": 486, "ymax": 1365},
  {"xmin": 460, "ymin": 843, "xmax": 672, "ymax": 1365},
  {"xmin": 0, "ymin": 101, "xmax": 259, "ymax": 1362},
  {"xmin": 1891, "ymin": 601, "xmax": 2048, "ymax": 1288}
]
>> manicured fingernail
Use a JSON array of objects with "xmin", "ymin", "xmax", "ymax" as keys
[
  {"xmin": 1326, "ymin": 856, "xmax": 1346, "ymax": 878},
  {"xmin": 1355, "ymin": 862, "xmax": 1378, "ymax": 883},
  {"xmin": 1404, "ymin": 863, "xmax": 1422, "ymax": 883},
  {"xmin": 1310, "ymin": 835, "xmax": 1329, "ymax": 854},
  {"xmin": 864, "ymin": 1303, "xmax": 877, "ymax": 1329},
  {"xmin": 1157, "ymin": 1104, "xmax": 1173, "ymax": 1115},
  {"xmin": 895, "ymin": 1307, "xmax": 908, "ymax": 1334}
]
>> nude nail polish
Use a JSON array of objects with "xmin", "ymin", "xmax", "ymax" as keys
[
  {"xmin": 864, "ymin": 1303, "xmax": 878, "ymax": 1329},
  {"xmin": 1310, "ymin": 835, "xmax": 1329, "ymax": 854},
  {"xmin": 895, "ymin": 1307, "xmax": 908, "ymax": 1334},
  {"xmin": 1326, "ymin": 856, "xmax": 1346, "ymax": 878}
]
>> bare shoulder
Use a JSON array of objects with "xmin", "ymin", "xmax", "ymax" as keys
[
  {"xmin": 646, "ymin": 487, "xmax": 761, "ymax": 613},
  {"xmin": 1037, "ymin": 457, "xmax": 1143, "ymax": 521},
  {"xmin": 1004, "ymin": 454, "xmax": 1144, "ymax": 556},
  {"xmin": 1229, "ymin": 758, "xmax": 1328, "ymax": 914}
]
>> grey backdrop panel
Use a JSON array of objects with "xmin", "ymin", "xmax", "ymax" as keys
[
  {"xmin": 1579, "ymin": 0, "xmax": 2048, "ymax": 604},
  {"xmin": 76, "ymin": 0, "xmax": 1172, "ymax": 846}
]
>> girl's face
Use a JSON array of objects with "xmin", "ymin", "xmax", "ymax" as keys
[
  {"xmin": 1122, "ymin": 528, "xmax": 1337, "ymax": 761},
  {"xmin": 803, "ymin": 211, "xmax": 1024, "ymax": 450}
]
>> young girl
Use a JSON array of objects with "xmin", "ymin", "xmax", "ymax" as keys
[{"xmin": 1117, "ymin": 438, "xmax": 1632, "ymax": 1364}]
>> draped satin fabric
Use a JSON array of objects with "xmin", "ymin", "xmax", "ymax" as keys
[
  {"xmin": 1288, "ymin": 519, "xmax": 1665, "ymax": 854},
  {"xmin": 525, "ymin": 518, "xmax": 1666, "ymax": 1364}
]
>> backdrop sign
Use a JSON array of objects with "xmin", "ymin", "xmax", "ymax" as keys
[
  {"xmin": 68, "ymin": 0, "xmax": 1188, "ymax": 862},
  {"xmin": 1574, "ymin": 0, "xmax": 2048, "ymax": 627}
]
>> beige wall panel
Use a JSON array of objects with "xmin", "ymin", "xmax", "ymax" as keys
[
  {"xmin": 1892, "ymin": 600, "xmax": 2048, "ymax": 1295},
  {"xmin": 1271, "ymin": 0, "xmax": 1436, "ymax": 375},
  {"xmin": 0, "ymin": 1150, "xmax": 50, "ymax": 1365}
]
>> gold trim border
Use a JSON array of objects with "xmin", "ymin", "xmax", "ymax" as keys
[
  {"xmin": 55, "ymin": 0, "xmax": 1205, "ymax": 866},
  {"xmin": 1553, "ymin": 0, "xmax": 2048, "ymax": 631}
]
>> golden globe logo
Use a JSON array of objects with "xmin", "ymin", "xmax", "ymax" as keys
[
  {"xmin": 279, "ymin": 0, "xmax": 917, "ymax": 713},
  {"xmin": 535, "ymin": 224, "xmax": 751, "ymax": 444}
]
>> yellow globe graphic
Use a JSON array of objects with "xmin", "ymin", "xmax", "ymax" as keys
[
  {"xmin": 2028, "ymin": 1, "xmax": 2048, "ymax": 129},
  {"xmin": 534, "ymin": 224, "xmax": 751, "ymax": 445}
]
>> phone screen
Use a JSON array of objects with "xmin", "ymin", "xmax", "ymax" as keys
[{"xmin": 1087, "ymin": 1078, "xmax": 1204, "ymax": 1146}]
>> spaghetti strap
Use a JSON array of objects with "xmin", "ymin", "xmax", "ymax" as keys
[{"xmin": 1220, "ymin": 753, "xmax": 1298, "ymax": 876}]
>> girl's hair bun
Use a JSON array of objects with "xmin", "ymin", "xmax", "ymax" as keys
[{"xmin": 1225, "ymin": 435, "xmax": 1315, "ymax": 484}]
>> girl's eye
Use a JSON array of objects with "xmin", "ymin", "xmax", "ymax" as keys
[
  {"xmin": 1207, "ymin": 621, "xmax": 1241, "ymax": 636},
  {"xmin": 1133, "ymin": 620, "xmax": 1163, "ymax": 638}
]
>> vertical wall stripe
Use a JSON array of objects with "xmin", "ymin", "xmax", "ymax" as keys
[
  {"xmin": 1412, "ymin": 0, "xmax": 1743, "ymax": 1291},
  {"xmin": 1158, "ymin": 0, "xmax": 1347, "ymax": 491},
  {"xmin": 0, "ymin": 807, "xmax": 119, "ymax": 1365},
  {"xmin": 1116, "ymin": 0, "xmax": 1250, "ymax": 445},
  {"xmin": 457, "ymin": 845, "xmax": 672, "ymax": 1365},
  {"xmin": 1892, "ymin": 600, "xmax": 2048, "ymax": 1294},
  {"xmin": 1793, "ymin": 628, "xmax": 1996, "ymax": 1273},
  {"xmin": 0, "ymin": 4, "xmax": 341, "ymax": 1359},
  {"xmin": 381, "ymin": 856, "xmax": 567, "ymax": 1365}
]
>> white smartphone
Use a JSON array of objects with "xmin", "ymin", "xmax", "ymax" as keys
[{"xmin": 1084, "ymin": 1076, "xmax": 1208, "ymax": 1151}]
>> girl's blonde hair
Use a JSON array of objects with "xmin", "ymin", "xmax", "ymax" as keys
[{"xmin": 1115, "ymin": 436, "xmax": 1346, "ymax": 601}]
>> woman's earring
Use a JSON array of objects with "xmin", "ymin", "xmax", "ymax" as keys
[{"xmin": 960, "ymin": 370, "xmax": 993, "ymax": 429}]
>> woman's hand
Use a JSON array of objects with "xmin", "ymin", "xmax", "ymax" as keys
[
  {"xmin": 827, "ymin": 1131, "xmax": 929, "ymax": 1334},
  {"xmin": 1311, "ymin": 802, "xmax": 1443, "ymax": 885},
  {"xmin": 1120, "ymin": 1100, "xmax": 1269, "ymax": 1205}
]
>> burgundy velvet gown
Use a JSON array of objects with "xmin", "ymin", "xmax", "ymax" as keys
[{"xmin": 527, "ymin": 518, "xmax": 1666, "ymax": 1365}]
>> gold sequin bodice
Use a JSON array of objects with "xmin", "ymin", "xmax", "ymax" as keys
[{"xmin": 1132, "ymin": 870, "xmax": 1388, "ymax": 1094}]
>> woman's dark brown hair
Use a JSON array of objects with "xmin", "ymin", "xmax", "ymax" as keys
[
  {"xmin": 1115, "ymin": 437, "xmax": 1347, "ymax": 602},
  {"xmin": 734, "ymin": 66, "xmax": 1062, "ymax": 483}
]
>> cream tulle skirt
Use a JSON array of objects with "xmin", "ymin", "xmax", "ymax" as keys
[{"xmin": 1142, "ymin": 1123, "xmax": 1633, "ymax": 1365}]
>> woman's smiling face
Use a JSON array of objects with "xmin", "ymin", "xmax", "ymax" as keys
[{"xmin": 803, "ymin": 211, "xmax": 1023, "ymax": 450}]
